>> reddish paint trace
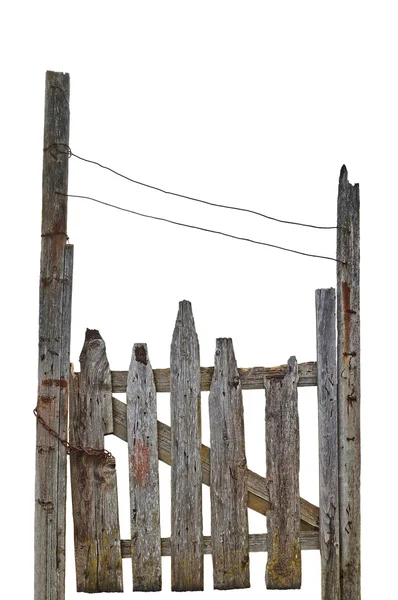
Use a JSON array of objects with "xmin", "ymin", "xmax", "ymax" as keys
[
  {"xmin": 41, "ymin": 378, "xmax": 68, "ymax": 388},
  {"xmin": 132, "ymin": 439, "xmax": 150, "ymax": 487}
]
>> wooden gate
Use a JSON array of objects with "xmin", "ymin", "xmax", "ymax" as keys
[
  {"xmin": 34, "ymin": 71, "xmax": 360, "ymax": 600},
  {"xmin": 68, "ymin": 296, "xmax": 335, "ymax": 593}
]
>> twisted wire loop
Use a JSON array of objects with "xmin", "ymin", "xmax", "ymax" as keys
[
  {"xmin": 43, "ymin": 143, "xmax": 72, "ymax": 157},
  {"xmin": 34, "ymin": 407, "xmax": 113, "ymax": 459}
]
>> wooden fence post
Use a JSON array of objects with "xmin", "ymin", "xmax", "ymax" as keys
[
  {"xmin": 34, "ymin": 71, "xmax": 72, "ymax": 600},
  {"xmin": 336, "ymin": 166, "xmax": 360, "ymax": 600}
]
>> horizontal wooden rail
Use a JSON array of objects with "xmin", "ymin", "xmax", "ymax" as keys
[
  {"xmin": 120, "ymin": 531, "xmax": 319, "ymax": 557},
  {"xmin": 112, "ymin": 397, "xmax": 319, "ymax": 530},
  {"xmin": 110, "ymin": 361, "xmax": 317, "ymax": 393}
]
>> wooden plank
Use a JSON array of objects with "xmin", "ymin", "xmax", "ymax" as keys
[
  {"xmin": 69, "ymin": 330, "xmax": 123, "ymax": 592},
  {"xmin": 111, "ymin": 361, "xmax": 318, "ymax": 392},
  {"xmin": 121, "ymin": 531, "xmax": 319, "ymax": 558},
  {"xmin": 112, "ymin": 396, "xmax": 320, "ymax": 529},
  {"xmin": 209, "ymin": 338, "xmax": 250, "ymax": 590},
  {"xmin": 170, "ymin": 300, "xmax": 203, "ymax": 591},
  {"xmin": 265, "ymin": 356, "xmax": 301, "ymax": 589},
  {"xmin": 316, "ymin": 288, "xmax": 340, "ymax": 600},
  {"xmin": 127, "ymin": 344, "xmax": 161, "ymax": 591},
  {"xmin": 336, "ymin": 166, "xmax": 361, "ymax": 600},
  {"xmin": 35, "ymin": 71, "xmax": 71, "ymax": 600}
]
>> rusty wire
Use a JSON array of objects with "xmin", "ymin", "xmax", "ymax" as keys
[{"xmin": 34, "ymin": 407, "xmax": 114, "ymax": 459}]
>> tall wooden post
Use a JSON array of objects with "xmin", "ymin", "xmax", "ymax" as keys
[
  {"xmin": 336, "ymin": 166, "xmax": 360, "ymax": 600},
  {"xmin": 34, "ymin": 71, "xmax": 73, "ymax": 600}
]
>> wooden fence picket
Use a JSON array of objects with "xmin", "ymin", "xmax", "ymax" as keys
[
  {"xmin": 127, "ymin": 344, "xmax": 162, "ymax": 592},
  {"xmin": 316, "ymin": 289, "xmax": 340, "ymax": 600},
  {"xmin": 265, "ymin": 356, "xmax": 301, "ymax": 590},
  {"xmin": 170, "ymin": 301, "xmax": 204, "ymax": 591},
  {"xmin": 69, "ymin": 329, "xmax": 123, "ymax": 593},
  {"xmin": 209, "ymin": 338, "xmax": 250, "ymax": 590}
]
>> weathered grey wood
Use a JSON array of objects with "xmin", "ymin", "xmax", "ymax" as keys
[
  {"xmin": 111, "ymin": 361, "xmax": 318, "ymax": 392},
  {"xmin": 35, "ymin": 71, "xmax": 71, "ymax": 600},
  {"xmin": 208, "ymin": 338, "xmax": 250, "ymax": 589},
  {"xmin": 127, "ymin": 344, "xmax": 161, "ymax": 591},
  {"xmin": 121, "ymin": 531, "xmax": 319, "ymax": 558},
  {"xmin": 316, "ymin": 288, "xmax": 340, "ymax": 600},
  {"xmin": 170, "ymin": 301, "xmax": 203, "ymax": 591},
  {"xmin": 112, "ymin": 396, "xmax": 320, "ymax": 529},
  {"xmin": 265, "ymin": 357, "xmax": 301, "ymax": 589},
  {"xmin": 336, "ymin": 166, "xmax": 361, "ymax": 600},
  {"xmin": 69, "ymin": 330, "xmax": 123, "ymax": 592}
]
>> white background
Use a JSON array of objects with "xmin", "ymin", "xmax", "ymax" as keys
[{"xmin": 1, "ymin": 1, "xmax": 397, "ymax": 598}]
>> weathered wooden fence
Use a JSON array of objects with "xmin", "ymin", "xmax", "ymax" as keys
[
  {"xmin": 35, "ymin": 71, "xmax": 360, "ymax": 600},
  {"xmin": 68, "ymin": 297, "xmax": 336, "ymax": 594}
]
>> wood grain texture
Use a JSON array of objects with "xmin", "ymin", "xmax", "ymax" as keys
[
  {"xmin": 121, "ymin": 531, "xmax": 319, "ymax": 558},
  {"xmin": 209, "ymin": 338, "xmax": 250, "ymax": 590},
  {"xmin": 265, "ymin": 357, "xmax": 302, "ymax": 590},
  {"xmin": 316, "ymin": 289, "xmax": 340, "ymax": 600},
  {"xmin": 336, "ymin": 166, "xmax": 361, "ymax": 600},
  {"xmin": 111, "ymin": 361, "xmax": 317, "ymax": 392},
  {"xmin": 127, "ymin": 344, "xmax": 161, "ymax": 591},
  {"xmin": 170, "ymin": 301, "xmax": 203, "ymax": 591},
  {"xmin": 35, "ymin": 71, "xmax": 71, "ymax": 600},
  {"xmin": 69, "ymin": 330, "xmax": 123, "ymax": 592},
  {"xmin": 112, "ymin": 396, "xmax": 320, "ymax": 529}
]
